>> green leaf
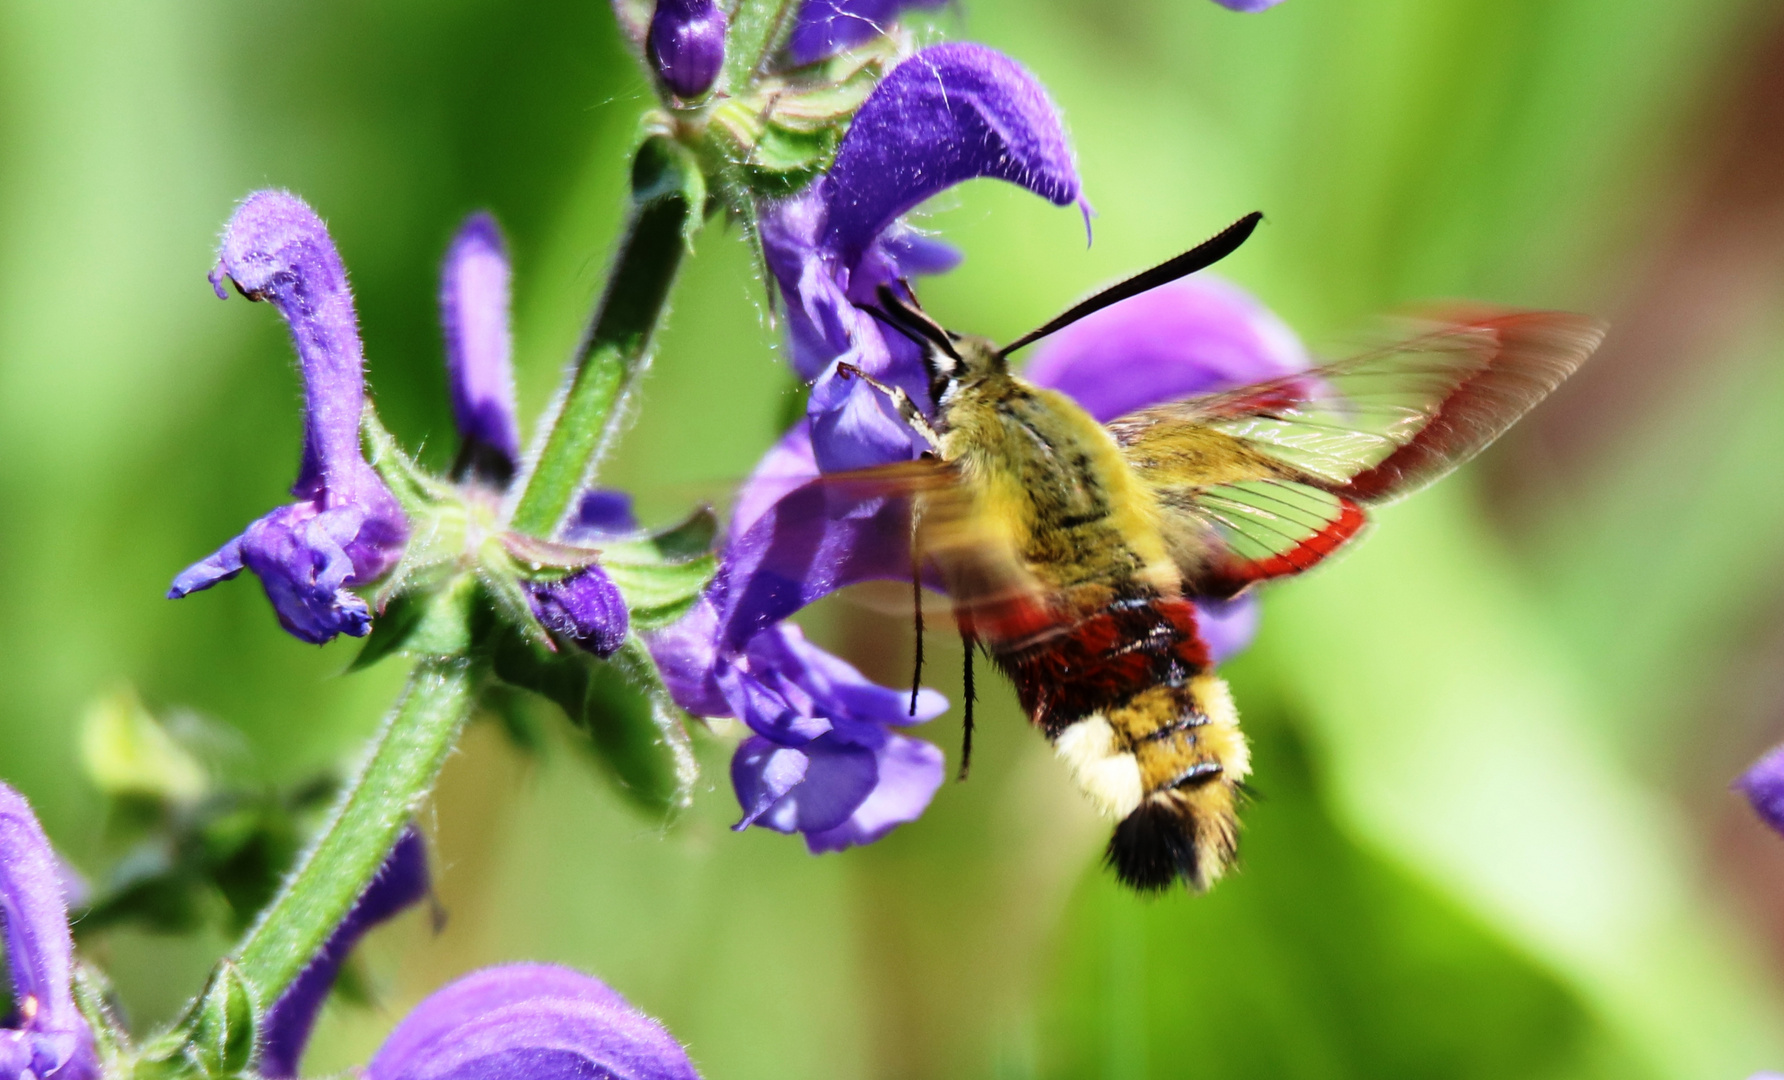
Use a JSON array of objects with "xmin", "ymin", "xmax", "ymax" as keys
[
  {"xmin": 601, "ymin": 553, "xmax": 718, "ymax": 631},
  {"xmin": 80, "ymin": 688, "xmax": 208, "ymax": 802}
]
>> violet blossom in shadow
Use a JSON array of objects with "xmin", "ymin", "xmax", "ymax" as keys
[
  {"xmin": 168, "ymin": 191, "xmax": 408, "ymax": 644},
  {"xmin": 648, "ymin": 0, "xmax": 727, "ymax": 98},
  {"xmin": 251, "ymin": 825, "xmax": 696, "ymax": 1080},
  {"xmin": 0, "ymin": 783, "xmax": 96, "ymax": 1080},
  {"xmin": 259, "ymin": 827, "xmax": 431, "ymax": 1079},
  {"xmin": 440, "ymin": 213, "xmax": 522, "ymax": 487}
]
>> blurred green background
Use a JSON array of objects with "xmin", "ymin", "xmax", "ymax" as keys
[{"xmin": 5, "ymin": 0, "xmax": 1784, "ymax": 1076}]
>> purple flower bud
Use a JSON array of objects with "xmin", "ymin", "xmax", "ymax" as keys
[
  {"xmin": 260, "ymin": 827, "xmax": 430, "ymax": 1079},
  {"xmin": 367, "ymin": 964, "xmax": 699, "ymax": 1080},
  {"xmin": 528, "ymin": 566, "xmax": 630, "ymax": 658},
  {"xmin": 786, "ymin": 0, "xmax": 948, "ymax": 68},
  {"xmin": 440, "ymin": 214, "xmax": 521, "ymax": 485},
  {"xmin": 169, "ymin": 191, "xmax": 408, "ymax": 644},
  {"xmin": 0, "ymin": 783, "xmax": 97, "ymax": 1080},
  {"xmin": 647, "ymin": 0, "xmax": 727, "ymax": 99},
  {"xmin": 1211, "ymin": 0, "xmax": 1286, "ymax": 9},
  {"xmin": 1736, "ymin": 743, "xmax": 1784, "ymax": 838}
]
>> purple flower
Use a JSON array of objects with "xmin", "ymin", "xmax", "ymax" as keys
[
  {"xmin": 367, "ymin": 965, "xmax": 698, "ymax": 1080},
  {"xmin": 648, "ymin": 42, "xmax": 1087, "ymax": 850},
  {"xmin": 1736, "ymin": 743, "xmax": 1784, "ymax": 838},
  {"xmin": 648, "ymin": 0, "xmax": 727, "ymax": 99},
  {"xmin": 786, "ymin": 0, "xmax": 949, "ymax": 68},
  {"xmin": 763, "ymin": 41, "xmax": 1085, "ymax": 472},
  {"xmin": 0, "ymin": 783, "xmax": 97, "ymax": 1080},
  {"xmin": 440, "ymin": 214, "xmax": 522, "ymax": 485},
  {"xmin": 527, "ymin": 568, "xmax": 630, "ymax": 658},
  {"xmin": 169, "ymin": 191, "xmax": 408, "ymax": 645},
  {"xmin": 651, "ymin": 598, "xmax": 945, "ymax": 851},
  {"xmin": 1211, "ymin": 0, "xmax": 1286, "ymax": 9},
  {"xmin": 260, "ymin": 827, "xmax": 431, "ymax": 1079}
]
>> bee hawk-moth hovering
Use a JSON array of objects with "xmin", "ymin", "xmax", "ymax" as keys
[{"xmin": 823, "ymin": 212, "xmax": 1604, "ymax": 892}]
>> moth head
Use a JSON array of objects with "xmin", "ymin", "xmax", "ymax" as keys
[{"xmin": 870, "ymin": 286, "xmax": 1003, "ymax": 406}]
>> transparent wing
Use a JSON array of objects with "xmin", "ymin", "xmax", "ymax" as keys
[{"xmin": 1112, "ymin": 308, "xmax": 1603, "ymax": 596}]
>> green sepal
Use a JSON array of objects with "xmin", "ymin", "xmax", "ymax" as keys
[
  {"xmin": 720, "ymin": 0, "xmax": 805, "ymax": 93},
  {"xmin": 71, "ymin": 962, "xmax": 130, "ymax": 1067},
  {"xmin": 362, "ymin": 407, "xmax": 456, "ymax": 517},
  {"xmin": 188, "ymin": 961, "xmax": 258, "ymax": 1079},
  {"xmin": 601, "ymin": 553, "xmax": 717, "ymax": 631}
]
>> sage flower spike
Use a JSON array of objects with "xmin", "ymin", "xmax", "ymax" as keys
[
  {"xmin": 0, "ymin": 782, "xmax": 97, "ymax": 1080},
  {"xmin": 169, "ymin": 191, "xmax": 408, "ymax": 644}
]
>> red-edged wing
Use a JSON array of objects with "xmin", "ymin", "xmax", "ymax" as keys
[{"xmin": 1110, "ymin": 308, "xmax": 1604, "ymax": 598}]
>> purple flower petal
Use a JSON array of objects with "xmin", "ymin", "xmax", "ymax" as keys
[
  {"xmin": 0, "ymin": 783, "xmax": 96, "ymax": 1080},
  {"xmin": 367, "ymin": 965, "xmax": 698, "ymax": 1080},
  {"xmin": 440, "ymin": 214, "xmax": 521, "ymax": 483},
  {"xmin": 1737, "ymin": 743, "xmax": 1784, "ymax": 838},
  {"xmin": 527, "ymin": 565, "xmax": 630, "ymax": 658},
  {"xmin": 172, "ymin": 191, "xmax": 408, "ymax": 644},
  {"xmin": 821, "ymin": 42, "xmax": 1084, "ymax": 271},
  {"xmin": 732, "ymin": 739, "xmax": 811, "ymax": 828},
  {"xmin": 1022, "ymin": 276, "xmax": 1307, "ymax": 423},
  {"xmin": 801, "ymin": 727, "xmax": 944, "ymax": 852},
  {"xmin": 1194, "ymin": 597, "xmax": 1259, "ymax": 665},
  {"xmin": 786, "ymin": 0, "xmax": 949, "ymax": 67},
  {"xmin": 566, "ymin": 490, "xmax": 641, "ymax": 541},
  {"xmin": 260, "ymin": 827, "xmax": 430, "ymax": 1079},
  {"xmin": 648, "ymin": 0, "xmax": 727, "ymax": 99}
]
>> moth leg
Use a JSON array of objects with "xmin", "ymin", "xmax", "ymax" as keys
[
  {"xmin": 957, "ymin": 629, "xmax": 977, "ymax": 782},
  {"xmin": 836, "ymin": 362, "xmax": 942, "ymax": 449},
  {"xmin": 908, "ymin": 500, "xmax": 925, "ymax": 717}
]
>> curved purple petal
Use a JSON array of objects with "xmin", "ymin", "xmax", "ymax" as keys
[
  {"xmin": 527, "ymin": 565, "xmax": 630, "ymax": 658},
  {"xmin": 0, "ymin": 783, "xmax": 96, "ymax": 1080},
  {"xmin": 801, "ymin": 727, "xmax": 944, "ymax": 852},
  {"xmin": 821, "ymin": 42, "xmax": 1084, "ymax": 271},
  {"xmin": 1022, "ymin": 276, "xmax": 1307, "ymax": 423},
  {"xmin": 440, "ymin": 214, "xmax": 521, "ymax": 483},
  {"xmin": 1737, "ymin": 743, "xmax": 1784, "ymax": 838},
  {"xmin": 734, "ymin": 721, "xmax": 945, "ymax": 851},
  {"xmin": 786, "ymin": 0, "xmax": 949, "ymax": 67},
  {"xmin": 260, "ymin": 827, "xmax": 430, "ymax": 1079},
  {"xmin": 174, "ymin": 191, "xmax": 408, "ymax": 644},
  {"xmin": 648, "ymin": 0, "xmax": 727, "ymax": 99},
  {"xmin": 367, "ymin": 965, "xmax": 697, "ymax": 1080}
]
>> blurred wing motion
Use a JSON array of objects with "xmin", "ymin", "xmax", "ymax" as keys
[{"xmin": 1108, "ymin": 308, "xmax": 1605, "ymax": 599}]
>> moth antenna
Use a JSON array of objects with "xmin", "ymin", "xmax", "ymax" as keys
[
  {"xmin": 909, "ymin": 506, "xmax": 925, "ymax": 717},
  {"xmin": 998, "ymin": 211, "xmax": 1263, "ymax": 358},
  {"xmin": 873, "ymin": 284, "xmax": 962, "ymax": 361},
  {"xmin": 957, "ymin": 630, "xmax": 976, "ymax": 782}
]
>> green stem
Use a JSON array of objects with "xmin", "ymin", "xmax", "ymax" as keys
[
  {"xmin": 233, "ymin": 659, "xmax": 476, "ymax": 1006},
  {"xmin": 510, "ymin": 135, "xmax": 704, "ymax": 538}
]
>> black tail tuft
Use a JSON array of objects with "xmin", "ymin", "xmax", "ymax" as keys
[{"xmin": 1106, "ymin": 799, "xmax": 1201, "ymax": 893}]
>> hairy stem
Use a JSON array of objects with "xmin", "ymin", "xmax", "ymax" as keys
[
  {"xmin": 509, "ymin": 135, "xmax": 703, "ymax": 537},
  {"xmin": 233, "ymin": 659, "xmax": 476, "ymax": 1006}
]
